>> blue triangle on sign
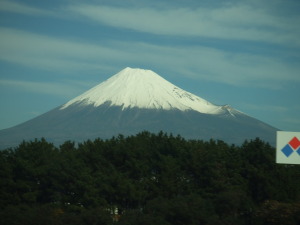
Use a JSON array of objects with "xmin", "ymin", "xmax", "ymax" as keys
[{"xmin": 281, "ymin": 144, "xmax": 294, "ymax": 157}]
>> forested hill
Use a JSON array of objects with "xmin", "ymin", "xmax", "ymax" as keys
[{"xmin": 0, "ymin": 132, "xmax": 299, "ymax": 225}]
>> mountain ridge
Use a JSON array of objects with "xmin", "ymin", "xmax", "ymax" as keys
[{"xmin": 0, "ymin": 67, "xmax": 278, "ymax": 149}]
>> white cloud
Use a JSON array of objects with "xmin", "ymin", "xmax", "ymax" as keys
[
  {"xmin": 0, "ymin": 0, "xmax": 54, "ymax": 16},
  {"xmin": 0, "ymin": 27, "xmax": 125, "ymax": 73},
  {"xmin": 0, "ymin": 79, "xmax": 82, "ymax": 98},
  {"xmin": 241, "ymin": 103, "xmax": 289, "ymax": 113},
  {"xmin": 67, "ymin": 3, "xmax": 300, "ymax": 47},
  {"xmin": 114, "ymin": 41, "xmax": 300, "ymax": 87},
  {"xmin": 0, "ymin": 27, "xmax": 299, "ymax": 89}
]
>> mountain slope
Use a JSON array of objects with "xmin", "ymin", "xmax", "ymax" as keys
[{"xmin": 0, "ymin": 67, "xmax": 278, "ymax": 149}]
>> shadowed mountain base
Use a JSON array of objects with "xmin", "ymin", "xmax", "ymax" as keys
[{"xmin": 0, "ymin": 103, "xmax": 277, "ymax": 149}]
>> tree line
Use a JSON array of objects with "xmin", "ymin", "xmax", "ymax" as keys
[{"xmin": 0, "ymin": 131, "xmax": 299, "ymax": 225}]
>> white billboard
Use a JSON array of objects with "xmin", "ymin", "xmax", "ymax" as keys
[{"xmin": 276, "ymin": 131, "xmax": 300, "ymax": 164}]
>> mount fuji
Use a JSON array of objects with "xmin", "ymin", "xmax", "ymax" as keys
[{"xmin": 0, "ymin": 67, "xmax": 277, "ymax": 149}]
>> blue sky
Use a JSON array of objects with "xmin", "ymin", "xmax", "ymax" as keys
[{"xmin": 0, "ymin": 0, "xmax": 299, "ymax": 132}]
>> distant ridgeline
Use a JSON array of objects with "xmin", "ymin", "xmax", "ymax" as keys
[{"xmin": 0, "ymin": 132, "xmax": 299, "ymax": 225}]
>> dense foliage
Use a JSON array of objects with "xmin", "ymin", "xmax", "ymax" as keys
[{"xmin": 0, "ymin": 131, "xmax": 299, "ymax": 225}]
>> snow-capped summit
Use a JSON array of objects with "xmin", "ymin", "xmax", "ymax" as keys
[{"xmin": 61, "ymin": 67, "xmax": 231, "ymax": 115}]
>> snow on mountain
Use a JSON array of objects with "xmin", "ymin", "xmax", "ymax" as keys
[{"xmin": 61, "ymin": 67, "xmax": 234, "ymax": 115}]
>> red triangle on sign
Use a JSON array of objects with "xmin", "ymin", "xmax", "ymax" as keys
[{"xmin": 289, "ymin": 137, "xmax": 300, "ymax": 150}]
